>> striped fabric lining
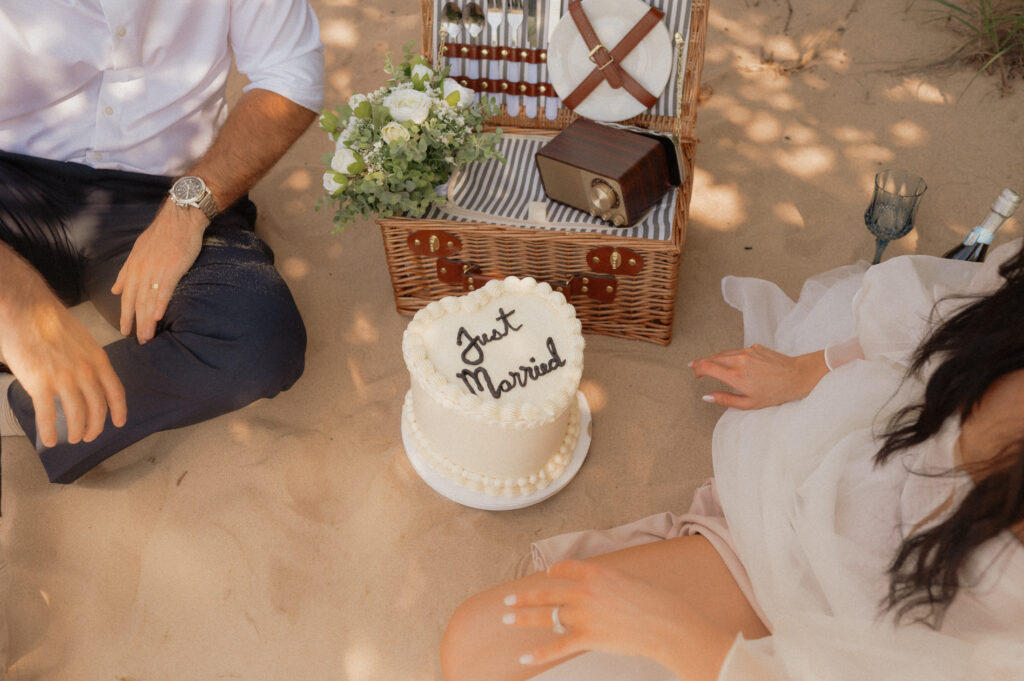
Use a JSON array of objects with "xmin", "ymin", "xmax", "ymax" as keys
[
  {"xmin": 430, "ymin": 0, "xmax": 692, "ymax": 119},
  {"xmin": 422, "ymin": 134, "xmax": 677, "ymax": 241}
]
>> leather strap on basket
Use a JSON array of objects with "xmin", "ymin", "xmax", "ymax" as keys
[
  {"xmin": 436, "ymin": 258, "xmax": 619, "ymax": 303},
  {"xmin": 562, "ymin": 1, "xmax": 665, "ymax": 112}
]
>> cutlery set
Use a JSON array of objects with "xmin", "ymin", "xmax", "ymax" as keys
[{"xmin": 438, "ymin": 0, "xmax": 562, "ymax": 119}]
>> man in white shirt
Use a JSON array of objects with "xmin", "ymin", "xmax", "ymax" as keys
[{"xmin": 0, "ymin": 0, "xmax": 325, "ymax": 484}]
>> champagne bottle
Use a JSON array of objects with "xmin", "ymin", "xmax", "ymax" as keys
[{"xmin": 943, "ymin": 188, "xmax": 1022, "ymax": 262}]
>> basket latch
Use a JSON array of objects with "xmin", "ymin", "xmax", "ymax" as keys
[
  {"xmin": 587, "ymin": 247, "xmax": 644, "ymax": 275},
  {"xmin": 407, "ymin": 230, "xmax": 462, "ymax": 258},
  {"xmin": 436, "ymin": 258, "xmax": 619, "ymax": 303}
]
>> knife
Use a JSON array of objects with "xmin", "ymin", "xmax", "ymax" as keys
[
  {"xmin": 524, "ymin": 0, "xmax": 539, "ymax": 119},
  {"xmin": 543, "ymin": 0, "xmax": 561, "ymax": 119}
]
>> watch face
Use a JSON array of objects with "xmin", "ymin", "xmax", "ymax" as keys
[{"xmin": 173, "ymin": 177, "xmax": 205, "ymax": 202}]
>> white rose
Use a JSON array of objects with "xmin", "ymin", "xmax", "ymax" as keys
[
  {"xmin": 380, "ymin": 121, "xmax": 411, "ymax": 144},
  {"xmin": 382, "ymin": 88, "xmax": 433, "ymax": 124},
  {"xmin": 322, "ymin": 171, "xmax": 347, "ymax": 196},
  {"xmin": 411, "ymin": 63, "xmax": 434, "ymax": 82},
  {"xmin": 443, "ymin": 78, "xmax": 475, "ymax": 108},
  {"xmin": 331, "ymin": 146, "xmax": 364, "ymax": 175}
]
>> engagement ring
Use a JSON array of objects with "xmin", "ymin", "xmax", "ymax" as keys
[
  {"xmin": 552, "ymin": 605, "xmax": 567, "ymax": 635},
  {"xmin": 151, "ymin": 283, "xmax": 160, "ymax": 289}
]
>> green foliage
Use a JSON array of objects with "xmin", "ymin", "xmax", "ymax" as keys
[
  {"xmin": 317, "ymin": 42, "xmax": 504, "ymax": 230},
  {"xmin": 925, "ymin": 0, "xmax": 1024, "ymax": 94}
]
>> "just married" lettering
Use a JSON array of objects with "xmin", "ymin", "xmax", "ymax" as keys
[{"xmin": 453, "ymin": 308, "xmax": 566, "ymax": 399}]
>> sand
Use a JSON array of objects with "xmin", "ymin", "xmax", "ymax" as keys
[{"xmin": 2, "ymin": 0, "xmax": 1022, "ymax": 679}]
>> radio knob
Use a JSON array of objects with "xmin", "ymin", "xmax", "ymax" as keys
[
  {"xmin": 589, "ymin": 180, "xmax": 618, "ymax": 213},
  {"xmin": 600, "ymin": 212, "xmax": 611, "ymax": 221},
  {"xmin": 613, "ymin": 215, "xmax": 626, "ymax": 227}
]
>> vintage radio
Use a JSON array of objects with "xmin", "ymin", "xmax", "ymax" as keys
[{"xmin": 535, "ymin": 119, "xmax": 683, "ymax": 227}]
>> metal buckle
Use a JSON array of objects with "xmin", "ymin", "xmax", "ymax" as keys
[{"xmin": 587, "ymin": 44, "xmax": 614, "ymax": 70}]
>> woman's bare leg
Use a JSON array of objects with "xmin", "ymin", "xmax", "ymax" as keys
[{"xmin": 441, "ymin": 535, "xmax": 769, "ymax": 681}]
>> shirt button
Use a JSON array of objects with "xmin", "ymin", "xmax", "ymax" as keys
[
  {"xmin": 104, "ymin": 106, "xmax": 114, "ymax": 116},
  {"xmin": 116, "ymin": 26, "xmax": 127, "ymax": 38}
]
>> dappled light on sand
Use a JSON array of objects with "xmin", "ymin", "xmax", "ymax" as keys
[
  {"xmin": 229, "ymin": 418, "xmax": 253, "ymax": 444},
  {"xmin": 885, "ymin": 78, "xmax": 949, "ymax": 104},
  {"xmin": 347, "ymin": 356, "xmax": 368, "ymax": 399},
  {"xmin": 889, "ymin": 120, "xmax": 928, "ymax": 146},
  {"xmin": 773, "ymin": 202, "xmax": 805, "ymax": 228},
  {"xmin": 690, "ymin": 168, "xmax": 746, "ymax": 232},
  {"xmin": 281, "ymin": 256, "xmax": 312, "ymax": 280},
  {"xmin": 320, "ymin": 18, "xmax": 359, "ymax": 48},
  {"xmin": 345, "ymin": 313, "xmax": 380, "ymax": 345},
  {"xmin": 284, "ymin": 169, "xmax": 313, "ymax": 191},
  {"xmin": 580, "ymin": 379, "xmax": 607, "ymax": 413},
  {"xmin": 343, "ymin": 640, "xmax": 381, "ymax": 681}
]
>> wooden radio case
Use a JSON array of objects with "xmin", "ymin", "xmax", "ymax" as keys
[{"xmin": 535, "ymin": 119, "xmax": 681, "ymax": 227}]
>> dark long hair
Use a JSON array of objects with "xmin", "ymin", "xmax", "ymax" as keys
[{"xmin": 874, "ymin": 241, "xmax": 1024, "ymax": 627}]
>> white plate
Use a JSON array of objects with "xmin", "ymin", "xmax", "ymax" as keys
[
  {"xmin": 547, "ymin": 0, "xmax": 672, "ymax": 122},
  {"xmin": 401, "ymin": 392, "xmax": 592, "ymax": 511}
]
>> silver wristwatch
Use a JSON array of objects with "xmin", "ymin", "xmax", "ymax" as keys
[{"xmin": 169, "ymin": 176, "xmax": 219, "ymax": 220}]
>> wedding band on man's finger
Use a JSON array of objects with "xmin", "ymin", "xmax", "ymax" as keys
[{"xmin": 552, "ymin": 605, "xmax": 567, "ymax": 635}]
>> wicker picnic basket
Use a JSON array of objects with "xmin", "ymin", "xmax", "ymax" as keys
[{"xmin": 377, "ymin": 0, "xmax": 708, "ymax": 345}]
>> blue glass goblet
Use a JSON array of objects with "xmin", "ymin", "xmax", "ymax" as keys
[{"xmin": 864, "ymin": 169, "xmax": 927, "ymax": 264}]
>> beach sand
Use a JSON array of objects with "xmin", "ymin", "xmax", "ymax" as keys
[{"xmin": 2, "ymin": 0, "xmax": 1021, "ymax": 679}]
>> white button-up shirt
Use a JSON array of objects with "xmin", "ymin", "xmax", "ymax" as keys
[{"xmin": 0, "ymin": 0, "xmax": 324, "ymax": 176}]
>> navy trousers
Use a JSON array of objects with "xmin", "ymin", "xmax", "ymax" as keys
[{"xmin": 0, "ymin": 150, "xmax": 306, "ymax": 484}]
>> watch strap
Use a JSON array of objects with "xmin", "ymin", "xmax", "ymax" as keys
[{"xmin": 192, "ymin": 189, "xmax": 219, "ymax": 221}]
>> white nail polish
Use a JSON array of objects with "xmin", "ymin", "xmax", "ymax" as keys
[
  {"xmin": 519, "ymin": 654, "xmax": 534, "ymax": 665},
  {"xmin": 501, "ymin": 613, "xmax": 515, "ymax": 625},
  {"xmin": 687, "ymin": 360, "xmax": 695, "ymax": 368},
  {"xmin": 503, "ymin": 594, "xmax": 516, "ymax": 606},
  {"xmin": 701, "ymin": 394, "xmax": 715, "ymax": 403}
]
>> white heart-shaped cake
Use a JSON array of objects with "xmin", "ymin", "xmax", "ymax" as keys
[{"xmin": 403, "ymin": 277, "xmax": 585, "ymax": 496}]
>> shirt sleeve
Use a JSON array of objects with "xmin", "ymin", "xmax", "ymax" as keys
[{"xmin": 229, "ymin": 0, "xmax": 325, "ymax": 112}]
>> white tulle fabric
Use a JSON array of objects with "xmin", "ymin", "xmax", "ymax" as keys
[{"xmin": 715, "ymin": 240, "xmax": 1024, "ymax": 680}]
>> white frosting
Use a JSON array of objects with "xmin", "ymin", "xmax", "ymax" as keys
[
  {"xmin": 402, "ymin": 277, "xmax": 585, "ymax": 496},
  {"xmin": 403, "ymin": 391, "xmax": 579, "ymax": 496}
]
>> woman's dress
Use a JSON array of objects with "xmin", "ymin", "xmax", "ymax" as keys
[{"xmin": 532, "ymin": 240, "xmax": 1024, "ymax": 680}]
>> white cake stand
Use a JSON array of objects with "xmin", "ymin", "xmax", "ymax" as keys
[{"xmin": 401, "ymin": 392, "xmax": 592, "ymax": 511}]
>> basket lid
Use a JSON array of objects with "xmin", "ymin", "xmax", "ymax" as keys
[{"xmin": 548, "ymin": 0, "xmax": 673, "ymax": 122}]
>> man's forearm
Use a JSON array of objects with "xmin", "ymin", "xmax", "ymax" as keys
[
  {"xmin": 188, "ymin": 88, "xmax": 318, "ymax": 211},
  {"xmin": 0, "ymin": 242, "xmax": 54, "ymax": 331}
]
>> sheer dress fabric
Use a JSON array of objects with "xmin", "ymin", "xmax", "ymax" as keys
[{"xmin": 531, "ymin": 240, "xmax": 1024, "ymax": 680}]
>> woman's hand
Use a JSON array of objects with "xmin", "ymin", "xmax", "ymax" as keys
[
  {"xmin": 502, "ymin": 560, "xmax": 733, "ymax": 681},
  {"xmin": 690, "ymin": 345, "xmax": 828, "ymax": 410}
]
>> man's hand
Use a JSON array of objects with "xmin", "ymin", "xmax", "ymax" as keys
[
  {"xmin": 690, "ymin": 344, "xmax": 828, "ymax": 410},
  {"xmin": 0, "ymin": 246, "xmax": 126, "ymax": 446},
  {"xmin": 111, "ymin": 202, "xmax": 207, "ymax": 343},
  {"xmin": 108, "ymin": 89, "xmax": 314, "ymax": 344}
]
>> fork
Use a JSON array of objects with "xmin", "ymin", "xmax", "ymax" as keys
[
  {"xmin": 505, "ymin": 0, "xmax": 524, "ymax": 115},
  {"xmin": 486, "ymin": 1, "xmax": 505, "ymax": 108}
]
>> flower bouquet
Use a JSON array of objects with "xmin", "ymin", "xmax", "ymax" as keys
[{"xmin": 318, "ymin": 44, "xmax": 504, "ymax": 229}]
